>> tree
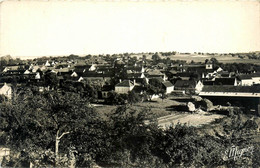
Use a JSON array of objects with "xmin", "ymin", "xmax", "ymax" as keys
[
  {"xmin": 44, "ymin": 71, "xmax": 59, "ymax": 89},
  {"xmin": 152, "ymin": 53, "xmax": 161, "ymax": 64},
  {"xmin": 148, "ymin": 78, "xmax": 164, "ymax": 96},
  {"xmin": 159, "ymin": 92, "xmax": 167, "ymax": 102},
  {"xmin": 107, "ymin": 105, "xmax": 163, "ymax": 167},
  {"xmin": 0, "ymin": 91, "xmax": 102, "ymax": 167},
  {"xmin": 127, "ymin": 91, "xmax": 141, "ymax": 104},
  {"xmin": 145, "ymin": 85, "xmax": 157, "ymax": 101},
  {"xmin": 106, "ymin": 92, "xmax": 128, "ymax": 105},
  {"xmin": 210, "ymin": 57, "xmax": 219, "ymax": 65},
  {"xmin": 204, "ymin": 59, "xmax": 209, "ymax": 64}
]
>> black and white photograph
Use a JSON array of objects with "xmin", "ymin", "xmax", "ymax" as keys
[{"xmin": 0, "ymin": 0, "xmax": 260, "ymax": 167}]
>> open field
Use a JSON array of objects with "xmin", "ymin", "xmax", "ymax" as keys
[
  {"xmin": 140, "ymin": 53, "xmax": 260, "ymax": 64},
  {"xmin": 95, "ymin": 97, "xmax": 225, "ymax": 127}
]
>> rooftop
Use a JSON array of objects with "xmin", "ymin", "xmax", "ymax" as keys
[
  {"xmin": 115, "ymin": 80, "xmax": 134, "ymax": 87},
  {"xmin": 201, "ymin": 85, "xmax": 260, "ymax": 93},
  {"xmin": 162, "ymin": 81, "xmax": 174, "ymax": 87}
]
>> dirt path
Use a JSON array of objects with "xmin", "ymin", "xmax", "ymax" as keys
[{"xmin": 158, "ymin": 112, "xmax": 224, "ymax": 129}]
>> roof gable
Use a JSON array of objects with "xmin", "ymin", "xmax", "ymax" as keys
[
  {"xmin": 214, "ymin": 78, "xmax": 236, "ymax": 85},
  {"xmin": 115, "ymin": 80, "xmax": 134, "ymax": 87},
  {"xmin": 174, "ymin": 80, "xmax": 196, "ymax": 88},
  {"xmin": 162, "ymin": 81, "xmax": 174, "ymax": 87}
]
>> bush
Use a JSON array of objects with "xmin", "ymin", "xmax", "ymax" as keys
[{"xmin": 193, "ymin": 98, "xmax": 213, "ymax": 111}]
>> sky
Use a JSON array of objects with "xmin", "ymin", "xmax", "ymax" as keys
[{"xmin": 0, "ymin": 0, "xmax": 259, "ymax": 59}]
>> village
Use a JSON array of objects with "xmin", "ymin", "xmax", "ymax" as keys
[
  {"xmin": 1, "ymin": 52, "xmax": 260, "ymax": 115},
  {"xmin": 0, "ymin": 0, "xmax": 259, "ymax": 166},
  {"xmin": 1, "ymin": 52, "xmax": 260, "ymax": 167}
]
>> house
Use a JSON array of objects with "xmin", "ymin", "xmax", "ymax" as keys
[
  {"xmin": 218, "ymin": 71, "xmax": 232, "ymax": 78},
  {"xmin": 2, "ymin": 65, "xmax": 22, "ymax": 73},
  {"xmin": 195, "ymin": 80, "xmax": 204, "ymax": 94},
  {"xmin": 0, "ymin": 83, "xmax": 12, "ymax": 99},
  {"xmin": 88, "ymin": 64, "xmax": 97, "ymax": 71},
  {"xmin": 162, "ymin": 81, "xmax": 174, "ymax": 94},
  {"xmin": 156, "ymin": 63, "xmax": 167, "ymax": 69},
  {"xmin": 186, "ymin": 64, "xmax": 207, "ymax": 74},
  {"xmin": 174, "ymin": 80, "xmax": 197, "ymax": 94},
  {"xmin": 74, "ymin": 65, "xmax": 87, "ymax": 73},
  {"xmin": 2, "ymin": 69, "xmax": 24, "ymax": 76},
  {"xmin": 55, "ymin": 64, "xmax": 70, "ymax": 69},
  {"xmin": 30, "ymin": 65, "xmax": 46, "ymax": 73},
  {"xmin": 237, "ymin": 75, "xmax": 254, "ymax": 86},
  {"xmin": 96, "ymin": 65, "xmax": 113, "ymax": 74},
  {"xmin": 126, "ymin": 66, "xmax": 144, "ymax": 74},
  {"xmin": 213, "ymin": 77, "xmax": 238, "ymax": 86},
  {"xmin": 176, "ymin": 72, "xmax": 193, "ymax": 81},
  {"xmin": 216, "ymin": 67, "xmax": 223, "ymax": 73},
  {"xmin": 77, "ymin": 72, "xmax": 111, "ymax": 86},
  {"xmin": 71, "ymin": 71, "xmax": 78, "ymax": 77},
  {"xmin": 45, "ymin": 60, "xmax": 51, "ymax": 67},
  {"xmin": 146, "ymin": 74, "xmax": 166, "ymax": 81},
  {"xmin": 205, "ymin": 60, "xmax": 213, "ymax": 70},
  {"xmin": 56, "ymin": 68, "xmax": 71, "ymax": 73},
  {"xmin": 250, "ymin": 73, "xmax": 260, "ymax": 85},
  {"xmin": 237, "ymin": 73, "xmax": 260, "ymax": 86},
  {"xmin": 35, "ymin": 72, "xmax": 41, "ymax": 79},
  {"xmin": 23, "ymin": 70, "xmax": 31, "ymax": 75},
  {"xmin": 199, "ymin": 85, "xmax": 260, "ymax": 115},
  {"xmin": 145, "ymin": 69, "xmax": 167, "ymax": 81},
  {"xmin": 115, "ymin": 80, "xmax": 135, "ymax": 94},
  {"xmin": 57, "ymin": 71, "xmax": 73, "ymax": 80},
  {"xmin": 100, "ymin": 85, "xmax": 114, "ymax": 99},
  {"xmin": 128, "ymin": 73, "xmax": 145, "ymax": 79}
]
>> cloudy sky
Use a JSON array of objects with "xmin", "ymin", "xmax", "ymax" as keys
[{"xmin": 0, "ymin": 0, "xmax": 259, "ymax": 58}]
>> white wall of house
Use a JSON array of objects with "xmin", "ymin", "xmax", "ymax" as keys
[
  {"xmin": 241, "ymin": 79, "xmax": 253, "ymax": 86},
  {"xmin": 195, "ymin": 81, "xmax": 204, "ymax": 94},
  {"xmin": 252, "ymin": 77, "xmax": 260, "ymax": 85},
  {"xmin": 151, "ymin": 94, "xmax": 160, "ymax": 100},
  {"xmin": 115, "ymin": 86, "xmax": 134, "ymax": 94},
  {"xmin": 35, "ymin": 72, "xmax": 41, "ymax": 79},
  {"xmin": 166, "ymin": 86, "xmax": 174, "ymax": 94},
  {"xmin": 141, "ymin": 66, "xmax": 145, "ymax": 73},
  {"xmin": 140, "ymin": 73, "xmax": 145, "ymax": 78},
  {"xmin": 78, "ymin": 77, "xmax": 84, "ymax": 82},
  {"xmin": 163, "ymin": 74, "xmax": 167, "ymax": 81},
  {"xmin": 234, "ymin": 78, "xmax": 238, "ymax": 86},
  {"xmin": 71, "ymin": 72, "xmax": 78, "ymax": 77},
  {"xmin": 24, "ymin": 70, "xmax": 31, "ymax": 74},
  {"xmin": 0, "ymin": 83, "xmax": 12, "ymax": 99},
  {"xmin": 216, "ymin": 67, "xmax": 223, "ymax": 72},
  {"xmin": 45, "ymin": 60, "xmax": 51, "ymax": 67},
  {"xmin": 89, "ymin": 64, "xmax": 97, "ymax": 71},
  {"xmin": 205, "ymin": 64, "xmax": 213, "ymax": 70}
]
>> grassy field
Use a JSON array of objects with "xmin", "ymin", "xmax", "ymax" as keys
[
  {"xmin": 95, "ymin": 97, "xmax": 224, "ymax": 128},
  {"xmin": 135, "ymin": 53, "xmax": 260, "ymax": 64}
]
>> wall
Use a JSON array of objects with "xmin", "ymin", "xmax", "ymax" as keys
[{"xmin": 115, "ymin": 86, "xmax": 134, "ymax": 94}]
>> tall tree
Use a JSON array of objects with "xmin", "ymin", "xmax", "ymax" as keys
[
  {"xmin": 0, "ymin": 91, "xmax": 101, "ymax": 167},
  {"xmin": 44, "ymin": 71, "xmax": 59, "ymax": 89}
]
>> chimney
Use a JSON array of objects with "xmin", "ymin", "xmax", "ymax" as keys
[{"xmin": 133, "ymin": 79, "xmax": 136, "ymax": 85}]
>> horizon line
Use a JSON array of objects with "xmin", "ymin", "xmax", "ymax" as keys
[{"xmin": 2, "ymin": 50, "xmax": 260, "ymax": 60}]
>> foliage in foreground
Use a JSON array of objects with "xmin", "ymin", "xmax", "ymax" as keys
[{"xmin": 0, "ymin": 90, "xmax": 259, "ymax": 167}]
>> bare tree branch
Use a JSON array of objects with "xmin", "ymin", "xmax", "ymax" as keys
[{"xmin": 58, "ymin": 131, "xmax": 70, "ymax": 140}]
